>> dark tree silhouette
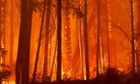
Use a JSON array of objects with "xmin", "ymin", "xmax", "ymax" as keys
[
  {"xmin": 96, "ymin": 0, "xmax": 101, "ymax": 76},
  {"xmin": 31, "ymin": 0, "xmax": 47, "ymax": 83},
  {"xmin": 57, "ymin": 0, "xmax": 62, "ymax": 82},
  {"xmin": 130, "ymin": 0, "xmax": 136, "ymax": 83},
  {"xmin": 130, "ymin": 0, "xmax": 135, "ymax": 74},
  {"xmin": 0, "ymin": 0, "xmax": 2, "ymax": 45},
  {"xmin": 16, "ymin": 0, "xmax": 32, "ymax": 83},
  {"xmin": 136, "ymin": 0, "xmax": 140, "ymax": 71},
  {"xmin": 43, "ymin": 0, "xmax": 51, "ymax": 82},
  {"xmin": 78, "ymin": 0, "xmax": 84, "ymax": 79},
  {"xmin": 84, "ymin": 0, "xmax": 89, "ymax": 80}
]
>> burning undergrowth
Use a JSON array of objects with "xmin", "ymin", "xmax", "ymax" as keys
[{"xmin": 33, "ymin": 67, "xmax": 140, "ymax": 84}]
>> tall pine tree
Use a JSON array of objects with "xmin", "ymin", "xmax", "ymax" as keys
[
  {"xmin": 57, "ymin": 0, "xmax": 62, "ymax": 82},
  {"xmin": 16, "ymin": 0, "xmax": 32, "ymax": 83}
]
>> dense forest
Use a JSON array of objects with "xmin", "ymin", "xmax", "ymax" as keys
[{"xmin": 0, "ymin": 0, "xmax": 140, "ymax": 84}]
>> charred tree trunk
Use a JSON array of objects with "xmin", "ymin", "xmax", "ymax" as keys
[
  {"xmin": 84, "ymin": 0, "xmax": 89, "ymax": 80},
  {"xmin": 106, "ymin": 0, "xmax": 111, "ymax": 68},
  {"xmin": 136, "ymin": 0, "xmax": 140, "ymax": 71},
  {"xmin": 43, "ymin": 0, "xmax": 51, "ymax": 81},
  {"xmin": 78, "ymin": 0, "xmax": 84, "ymax": 79},
  {"xmin": 31, "ymin": 0, "xmax": 46, "ymax": 83},
  {"xmin": 96, "ymin": 0, "xmax": 101, "ymax": 76},
  {"xmin": 130, "ymin": 0, "xmax": 135, "ymax": 74},
  {"xmin": 130, "ymin": 1, "xmax": 136, "ymax": 84},
  {"xmin": 0, "ymin": 0, "xmax": 2, "ymax": 46},
  {"xmin": 57, "ymin": 0, "xmax": 62, "ymax": 82},
  {"xmin": 137, "ymin": 0, "xmax": 140, "ymax": 34},
  {"xmin": 16, "ymin": 0, "xmax": 32, "ymax": 83}
]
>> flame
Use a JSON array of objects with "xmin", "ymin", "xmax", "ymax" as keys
[
  {"xmin": 62, "ymin": 71, "xmax": 65, "ymax": 76},
  {"xmin": 84, "ymin": 76, "xmax": 86, "ymax": 80},
  {"xmin": 1, "ymin": 0, "xmax": 138, "ymax": 81},
  {"xmin": 2, "ymin": 80, "xmax": 15, "ymax": 84}
]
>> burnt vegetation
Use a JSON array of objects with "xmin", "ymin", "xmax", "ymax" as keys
[{"xmin": 33, "ymin": 67, "xmax": 140, "ymax": 84}]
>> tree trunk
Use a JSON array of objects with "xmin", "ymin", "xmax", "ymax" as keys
[
  {"xmin": 106, "ymin": 0, "xmax": 111, "ymax": 68},
  {"xmin": 130, "ymin": 1, "xmax": 135, "ymax": 84},
  {"xmin": 136, "ymin": 0, "xmax": 140, "ymax": 71},
  {"xmin": 78, "ymin": 0, "xmax": 84, "ymax": 79},
  {"xmin": 0, "ymin": 0, "xmax": 2, "ymax": 46},
  {"xmin": 43, "ymin": 0, "xmax": 51, "ymax": 81},
  {"xmin": 31, "ymin": 0, "xmax": 46, "ymax": 83},
  {"xmin": 84, "ymin": 0, "xmax": 89, "ymax": 80},
  {"xmin": 16, "ymin": 0, "xmax": 32, "ymax": 83},
  {"xmin": 57, "ymin": 0, "xmax": 62, "ymax": 82},
  {"xmin": 96, "ymin": 0, "xmax": 101, "ymax": 76},
  {"xmin": 130, "ymin": 0, "xmax": 135, "ymax": 74}
]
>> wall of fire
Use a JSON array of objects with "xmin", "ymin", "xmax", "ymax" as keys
[{"xmin": 0, "ymin": 0, "xmax": 139, "ymax": 81}]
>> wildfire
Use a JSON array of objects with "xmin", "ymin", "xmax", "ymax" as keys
[{"xmin": 2, "ymin": 80, "xmax": 15, "ymax": 84}]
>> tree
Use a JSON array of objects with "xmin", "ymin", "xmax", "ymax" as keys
[
  {"xmin": 84, "ymin": 0, "xmax": 89, "ymax": 80},
  {"xmin": 0, "ymin": 0, "xmax": 2, "ymax": 46},
  {"xmin": 106, "ymin": 0, "xmax": 111, "ymax": 68},
  {"xmin": 43, "ymin": 0, "xmax": 51, "ymax": 82},
  {"xmin": 96, "ymin": 0, "xmax": 101, "ymax": 76},
  {"xmin": 129, "ymin": 0, "xmax": 136, "ymax": 83},
  {"xmin": 31, "ymin": 0, "xmax": 47, "ymax": 83},
  {"xmin": 130, "ymin": 0, "xmax": 135, "ymax": 74},
  {"xmin": 78, "ymin": 0, "xmax": 84, "ymax": 79},
  {"xmin": 136, "ymin": 0, "xmax": 140, "ymax": 71},
  {"xmin": 16, "ymin": 0, "xmax": 32, "ymax": 83},
  {"xmin": 57, "ymin": 0, "xmax": 62, "ymax": 82}
]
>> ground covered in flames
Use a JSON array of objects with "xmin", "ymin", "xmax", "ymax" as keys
[{"xmin": 34, "ymin": 68, "xmax": 140, "ymax": 84}]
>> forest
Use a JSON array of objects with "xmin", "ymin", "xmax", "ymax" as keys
[{"xmin": 0, "ymin": 0, "xmax": 140, "ymax": 84}]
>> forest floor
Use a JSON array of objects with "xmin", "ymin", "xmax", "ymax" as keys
[
  {"xmin": 34, "ymin": 67, "xmax": 140, "ymax": 84},
  {"xmin": 35, "ymin": 79, "xmax": 139, "ymax": 84}
]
